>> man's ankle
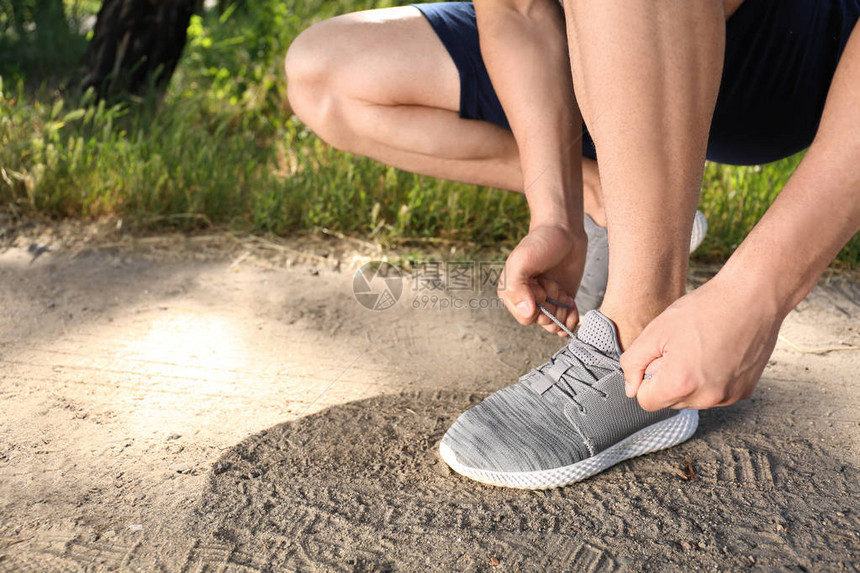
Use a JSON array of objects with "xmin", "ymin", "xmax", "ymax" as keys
[
  {"xmin": 599, "ymin": 298, "xmax": 679, "ymax": 351},
  {"xmin": 601, "ymin": 314, "xmax": 646, "ymax": 351}
]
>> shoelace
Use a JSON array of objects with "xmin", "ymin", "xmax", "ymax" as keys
[
  {"xmin": 537, "ymin": 301, "xmax": 576, "ymax": 337},
  {"xmin": 532, "ymin": 302, "xmax": 607, "ymax": 412},
  {"xmin": 538, "ymin": 301, "xmax": 653, "ymax": 383}
]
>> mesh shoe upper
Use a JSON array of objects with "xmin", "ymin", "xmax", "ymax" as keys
[{"xmin": 440, "ymin": 311, "xmax": 676, "ymax": 474}]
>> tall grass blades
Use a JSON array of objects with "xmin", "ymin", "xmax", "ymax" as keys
[{"xmin": 0, "ymin": 0, "xmax": 856, "ymax": 267}]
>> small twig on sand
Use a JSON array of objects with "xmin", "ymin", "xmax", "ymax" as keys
[
  {"xmin": 674, "ymin": 459, "xmax": 698, "ymax": 481},
  {"xmin": 230, "ymin": 251, "xmax": 251, "ymax": 269},
  {"xmin": 145, "ymin": 213, "xmax": 213, "ymax": 227},
  {"xmin": 245, "ymin": 235, "xmax": 332, "ymax": 265},
  {"xmin": 390, "ymin": 236, "xmax": 476, "ymax": 247},
  {"xmin": 777, "ymin": 335, "xmax": 860, "ymax": 355},
  {"xmin": 320, "ymin": 228, "xmax": 381, "ymax": 252}
]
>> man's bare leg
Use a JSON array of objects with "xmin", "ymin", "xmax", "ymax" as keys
[
  {"xmin": 563, "ymin": 0, "xmax": 725, "ymax": 349},
  {"xmin": 624, "ymin": 24, "xmax": 860, "ymax": 410},
  {"xmin": 284, "ymin": 6, "xmax": 608, "ymax": 225}
]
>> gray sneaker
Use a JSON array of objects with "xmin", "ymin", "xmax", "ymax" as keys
[
  {"xmin": 576, "ymin": 211, "xmax": 708, "ymax": 314},
  {"xmin": 439, "ymin": 310, "xmax": 698, "ymax": 489},
  {"xmin": 574, "ymin": 214, "xmax": 609, "ymax": 315}
]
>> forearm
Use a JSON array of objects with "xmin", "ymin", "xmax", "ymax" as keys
[
  {"xmin": 720, "ymin": 148, "xmax": 860, "ymax": 316},
  {"xmin": 719, "ymin": 26, "xmax": 860, "ymax": 317},
  {"xmin": 474, "ymin": 0, "xmax": 583, "ymax": 232}
]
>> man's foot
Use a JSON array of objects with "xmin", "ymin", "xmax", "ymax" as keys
[
  {"xmin": 439, "ymin": 310, "xmax": 698, "ymax": 489},
  {"xmin": 575, "ymin": 210, "xmax": 709, "ymax": 314}
]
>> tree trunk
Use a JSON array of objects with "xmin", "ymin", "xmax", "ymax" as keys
[{"xmin": 79, "ymin": 0, "xmax": 196, "ymax": 99}]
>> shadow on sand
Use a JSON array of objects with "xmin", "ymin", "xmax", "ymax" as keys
[{"xmin": 183, "ymin": 390, "xmax": 859, "ymax": 572}]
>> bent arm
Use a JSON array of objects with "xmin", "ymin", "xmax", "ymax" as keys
[
  {"xmin": 473, "ymin": 0, "xmax": 584, "ymax": 233},
  {"xmin": 718, "ymin": 27, "xmax": 860, "ymax": 316},
  {"xmin": 620, "ymin": 26, "xmax": 860, "ymax": 411}
]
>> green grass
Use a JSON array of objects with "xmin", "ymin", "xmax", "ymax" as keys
[
  {"xmin": 699, "ymin": 154, "xmax": 805, "ymax": 262},
  {"xmin": 0, "ymin": 0, "xmax": 857, "ymax": 268}
]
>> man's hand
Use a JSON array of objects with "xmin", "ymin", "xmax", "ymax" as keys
[
  {"xmin": 620, "ymin": 274, "xmax": 783, "ymax": 411},
  {"xmin": 499, "ymin": 223, "xmax": 587, "ymax": 336},
  {"xmin": 476, "ymin": 1, "xmax": 587, "ymax": 338}
]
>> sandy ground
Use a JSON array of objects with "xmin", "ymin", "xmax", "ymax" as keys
[{"xmin": 0, "ymin": 233, "xmax": 858, "ymax": 571}]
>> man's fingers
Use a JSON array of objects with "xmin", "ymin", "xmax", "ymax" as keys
[
  {"xmin": 560, "ymin": 294, "xmax": 579, "ymax": 332},
  {"xmin": 500, "ymin": 229, "xmax": 582, "ymax": 332},
  {"xmin": 500, "ymin": 279, "xmax": 547, "ymax": 325},
  {"xmin": 635, "ymin": 373, "xmax": 682, "ymax": 411},
  {"xmin": 499, "ymin": 247, "xmax": 550, "ymax": 324},
  {"xmin": 619, "ymin": 329, "xmax": 665, "ymax": 399},
  {"xmin": 635, "ymin": 355, "xmax": 704, "ymax": 411},
  {"xmin": 538, "ymin": 280, "xmax": 570, "ymax": 334},
  {"xmin": 623, "ymin": 321, "xmax": 704, "ymax": 411},
  {"xmin": 533, "ymin": 279, "xmax": 579, "ymax": 336},
  {"xmin": 535, "ymin": 295, "xmax": 564, "ymax": 335},
  {"xmin": 543, "ymin": 296, "xmax": 578, "ymax": 337}
]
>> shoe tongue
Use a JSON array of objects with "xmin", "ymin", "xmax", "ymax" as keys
[{"xmin": 575, "ymin": 310, "xmax": 622, "ymax": 359}]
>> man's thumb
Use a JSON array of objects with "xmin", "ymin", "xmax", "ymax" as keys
[
  {"xmin": 503, "ymin": 274, "xmax": 543, "ymax": 323},
  {"xmin": 516, "ymin": 298, "xmax": 534, "ymax": 318},
  {"xmin": 502, "ymin": 243, "xmax": 546, "ymax": 323}
]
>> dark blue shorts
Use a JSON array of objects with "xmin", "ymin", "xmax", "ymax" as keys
[{"xmin": 414, "ymin": 0, "xmax": 859, "ymax": 165}]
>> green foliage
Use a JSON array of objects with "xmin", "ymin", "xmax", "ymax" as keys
[
  {"xmin": 0, "ymin": 0, "xmax": 856, "ymax": 268},
  {"xmin": 699, "ymin": 156, "xmax": 797, "ymax": 259},
  {"xmin": 698, "ymin": 159, "xmax": 858, "ymax": 267},
  {"xmin": 0, "ymin": 0, "xmax": 88, "ymax": 81}
]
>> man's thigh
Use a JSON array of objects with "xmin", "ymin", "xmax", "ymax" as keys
[{"xmin": 303, "ymin": 6, "xmax": 460, "ymax": 111}]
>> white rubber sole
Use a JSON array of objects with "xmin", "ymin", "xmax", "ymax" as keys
[{"xmin": 439, "ymin": 409, "xmax": 699, "ymax": 490}]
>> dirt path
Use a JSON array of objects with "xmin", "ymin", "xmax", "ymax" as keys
[{"xmin": 0, "ymin": 237, "xmax": 858, "ymax": 571}]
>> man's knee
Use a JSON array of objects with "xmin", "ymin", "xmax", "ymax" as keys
[
  {"xmin": 285, "ymin": 20, "xmax": 352, "ymax": 147},
  {"xmin": 285, "ymin": 21, "xmax": 331, "ymax": 125}
]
